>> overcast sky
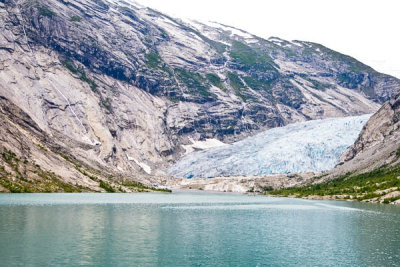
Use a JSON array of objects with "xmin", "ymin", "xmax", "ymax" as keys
[{"xmin": 135, "ymin": 0, "xmax": 400, "ymax": 78}]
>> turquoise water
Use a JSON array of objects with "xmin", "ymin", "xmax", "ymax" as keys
[{"xmin": 0, "ymin": 193, "xmax": 399, "ymax": 267}]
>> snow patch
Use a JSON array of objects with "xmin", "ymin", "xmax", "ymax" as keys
[
  {"xmin": 182, "ymin": 138, "xmax": 226, "ymax": 155},
  {"xmin": 204, "ymin": 21, "xmax": 255, "ymax": 40},
  {"xmin": 291, "ymin": 41, "xmax": 303, "ymax": 47}
]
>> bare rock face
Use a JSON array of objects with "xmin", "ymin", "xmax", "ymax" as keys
[
  {"xmin": 1, "ymin": 0, "xmax": 400, "ymax": 187},
  {"xmin": 0, "ymin": 95, "xmax": 101, "ymax": 191},
  {"xmin": 335, "ymin": 92, "xmax": 400, "ymax": 174}
]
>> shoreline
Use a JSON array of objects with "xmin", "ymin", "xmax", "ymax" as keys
[{"xmin": 1, "ymin": 189, "xmax": 399, "ymax": 205}]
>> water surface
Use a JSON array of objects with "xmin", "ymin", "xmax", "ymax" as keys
[{"xmin": 0, "ymin": 193, "xmax": 399, "ymax": 266}]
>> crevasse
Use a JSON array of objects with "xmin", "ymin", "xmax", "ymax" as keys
[{"xmin": 168, "ymin": 114, "xmax": 371, "ymax": 178}]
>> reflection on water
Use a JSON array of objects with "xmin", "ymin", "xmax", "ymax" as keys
[{"xmin": 0, "ymin": 193, "xmax": 399, "ymax": 266}]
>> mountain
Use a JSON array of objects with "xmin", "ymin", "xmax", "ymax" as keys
[
  {"xmin": 264, "ymin": 92, "xmax": 400, "ymax": 204},
  {"xmin": 336, "ymin": 91, "xmax": 400, "ymax": 173},
  {"xmin": 1, "ymin": 0, "xmax": 400, "ymax": 191},
  {"xmin": 168, "ymin": 115, "xmax": 371, "ymax": 178}
]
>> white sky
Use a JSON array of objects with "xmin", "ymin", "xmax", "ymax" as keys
[{"xmin": 135, "ymin": 0, "xmax": 400, "ymax": 78}]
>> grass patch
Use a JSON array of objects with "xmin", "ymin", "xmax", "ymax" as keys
[
  {"xmin": 62, "ymin": 60, "xmax": 79, "ymax": 74},
  {"xmin": 38, "ymin": 7, "xmax": 56, "ymax": 18},
  {"xmin": 122, "ymin": 180, "xmax": 171, "ymax": 193},
  {"xmin": 99, "ymin": 180, "xmax": 115, "ymax": 193},
  {"xmin": 62, "ymin": 154, "xmax": 170, "ymax": 193},
  {"xmin": 227, "ymin": 72, "xmax": 251, "ymax": 101},
  {"xmin": 1, "ymin": 150, "xmax": 85, "ymax": 193},
  {"xmin": 80, "ymin": 72, "xmax": 98, "ymax": 92},
  {"xmin": 62, "ymin": 60, "xmax": 98, "ymax": 92},
  {"xmin": 229, "ymin": 41, "xmax": 276, "ymax": 71},
  {"xmin": 383, "ymin": 195, "xmax": 400, "ymax": 204},
  {"xmin": 100, "ymin": 97, "xmax": 112, "ymax": 113},
  {"xmin": 302, "ymin": 42, "xmax": 374, "ymax": 73},
  {"xmin": 0, "ymin": 150, "xmax": 170, "ymax": 194},
  {"xmin": 141, "ymin": 51, "xmax": 173, "ymax": 76},
  {"xmin": 242, "ymin": 75, "xmax": 273, "ymax": 91},
  {"xmin": 206, "ymin": 73, "xmax": 226, "ymax": 91},
  {"xmin": 174, "ymin": 68, "xmax": 213, "ymax": 98},
  {"xmin": 71, "ymin": 16, "xmax": 81, "ymax": 22},
  {"xmin": 37, "ymin": 143, "xmax": 47, "ymax": 151},
  {"xmin": 396, "ymin": 146, "xmax": 400, "ymax": 159},
  {"xmin": 227, "ymin": 72, "xmax": 245, "ymax": 90},
  {"xmin": 267, "ymin": 164, "xmax": 400, "ymax": 203},
  {"xmin": 302, "ymin": 77, "xmax": 331, "ymax": 91},
  {"xmin": 145, "ymin": 51, "xmax": 162, "ymax": 69}
]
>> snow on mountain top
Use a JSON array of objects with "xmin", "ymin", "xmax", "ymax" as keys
[
  {"xmin": 185, "ymin": 20, "xmax": 260, "ymax": 44},
  {"xmin": 168, "ymin": 115, "xmax": 371, "ymax": 178},
  {"xmin": 205, "ymin": 21, "xmax": 254, "ymax": 38}
]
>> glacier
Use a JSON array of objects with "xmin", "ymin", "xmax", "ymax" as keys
[{"xmin": 168, "ymin": 115, "xmax": 371, "ymax": 178}]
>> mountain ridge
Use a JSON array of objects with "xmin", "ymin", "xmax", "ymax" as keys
[{"xmin": 1, "ymin": 0, "xmax": 400, "ymax": 191}]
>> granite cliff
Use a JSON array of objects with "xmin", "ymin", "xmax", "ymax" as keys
[{"xmin": 1, "ymin": 0, "xmax": 400, "ymax": 191}]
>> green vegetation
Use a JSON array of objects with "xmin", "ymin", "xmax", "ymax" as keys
[
  {"xmin": 267, "ymin": 40, "xmax": 297, "ymax": 57},
  {"xmin": 37, "ymin": 143, "xmax": 47, "ymax": 151},
  {"xmin": 64, "ymin": 60, "xmax": 108, "ymax": 110},
  {"xmin": 227, "ymin": 72, "xmax": 244, "ymax": 90},
  {"xmin": 397, "ymin": 146, "xmax": 400, "ymax": 159},
  {"xmin": 227, "ymin": 72, "xmax": 250, "ymax": 101},
  {"xmin": 304, "ymin": 42, "xmax": 374, "ymax": 74},
  {"xmin": 267, "ymin": 164, "xmax": 400, "ymax": 204},
  {"xmin": 337, "ymin": 72, "xmax": 357, "ymax": 85},
  {"xmin": 122, "ymin": 180, "xmax": 172, "ymax": 193},
  {"xmin": 0, "ymin": 150, "xmax": 85, "ymax": 193},
  {"xmin": 229, "ymin": 41, "xmax": 276, "ymax": 71},
  {"xmin": 62, "ymin": 60, "xmax": 98, "ymax": 92},
  {"xmin": 230, "ymin": 41, "xmax": 258, "ymax": 66},
  {"xmin": 0, "ymin": 150, "xmax": 171, "ymax": 194},
  {"xmin": 62, "ymin": 155, "xmax": 170, "ymax": 193},
  {"xmin": 100, "ymin": 97, "xmax": 112, "ymax": 113},
  {"xmin": 71, "ymin": 16, "xmax": 81, "ymax": 22},
  {"xmin": 206, "ymin": 73, "xmax": 226, "ymax": 91},
  {"xmin": 174, "ymin": 68, "xmax": 213, "ymax": 98},
  {"xmin": 62, "ymin": 155, "xmax": 104, "ymax": 186},
  {"xmin": 80, "ymin": 72, "xmax": 98, "ymax": 92},
  {"xmin": 145, "ymin": 51, "xmax": 162, "ymax": 69},
  {"xmin": 38, "ymin": 7, "xmax": 56, "ymax": 18},
  {"xmin": 143, "ymin": 51, "xmax": 173, "ymax": 76},
  {"xmin": 242, "ymin": 75, "xmax": 273, "ymax": 92},
  {"xmin": 337, "ymin": 72, "xmax": 377, "ymax": 99},
  {"xmin": 63, "ymin": 155, "xmax": 119, "ymax": 193},
  {"xmin": 99, "ymin": 180, "xmax": 115, "ymax": 193},
  {"xmin": 383, "ymin": 195, "xmax": 400, "ymax": 204},
  {"xmin": 62, "ymin": 60, "xmax": 79, "ymax": 74},
  {"xmin": 302, "ymin": 77, "xmax": 331, "ymax": 91},
  {"xmin": 337, "ymin": 70, "xmax": 378, "ymax": 98}
]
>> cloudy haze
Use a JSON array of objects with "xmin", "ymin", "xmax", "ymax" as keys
[{"xmin": 135, "ymin": 0, "xmax": 400, "ymax": 78}]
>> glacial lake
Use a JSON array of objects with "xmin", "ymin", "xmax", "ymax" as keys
[{"xmin": 0, "ymin": 193, "xmax": 399, "ymax": 267}]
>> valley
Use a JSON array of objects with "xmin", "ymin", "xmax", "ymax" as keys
[{"xmin": 0, "ymin": 0, "xmax": 399, "ymax": 204}]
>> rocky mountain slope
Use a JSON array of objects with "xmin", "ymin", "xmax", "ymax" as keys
[
  {"xmin": 1, "ymin": 0, "xmax": 400, "ymax": 189},
  {"xmin": 264, "ymin": 93, "xmax": 400, "ymax": 204},
  {"xmin": 336, "ymin": 91, "xmax": 400, "ymax": 174}
]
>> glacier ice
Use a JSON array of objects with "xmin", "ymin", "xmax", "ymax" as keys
[{"xmin": 168, "ymin": 115, "xmax": 371, "ymax": 178}]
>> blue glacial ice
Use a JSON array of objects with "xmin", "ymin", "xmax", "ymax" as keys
[{"xmin": 168, "ymin": 114, "xmax": 371, "ymax": 178}]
